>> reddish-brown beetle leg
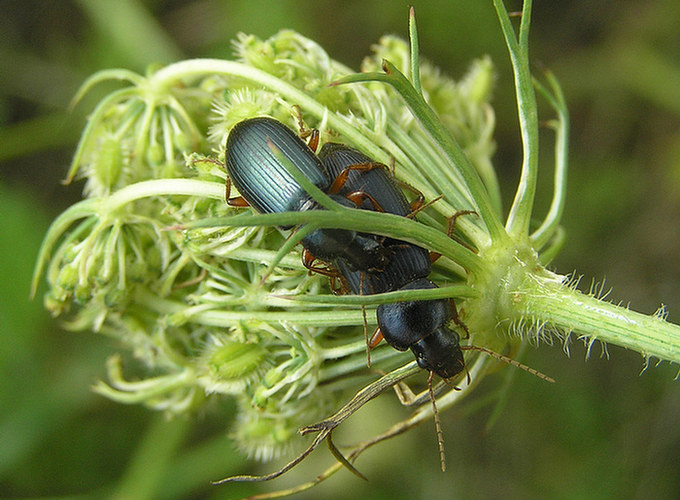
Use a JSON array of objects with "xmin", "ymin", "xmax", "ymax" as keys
[
  {"xmin": 368, "ymin": 328, "xmax": 384, "ymax": 349},
  {"xmin": 301, "ymin": 248, "xmax": 338, "ymax": 277},
  {"xmin": 327, "ymin": 162, "xmax": 385, "ymax": 195},
  {"xmin": 225, "ymin": 178, "xmax": 251, "ymax": 207}
]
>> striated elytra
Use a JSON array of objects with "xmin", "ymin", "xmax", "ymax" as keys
[
  {"xmin": 227, "ymin": 117, "xmax": 328, "ymax": 219},
  {"xmin": 225, "ymin": 117, "xmax": 389, "ymax": 272}
]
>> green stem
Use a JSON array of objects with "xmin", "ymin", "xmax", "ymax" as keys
[
  {"xmin": 93, "ymin": 365, "xmax": 194, "ymax": 404},
  {"xmin": 136, "ymin": 287, "xmax": 367, "ymax": 328},
  {"xmin": 70, "ymin": 68, "xmax": 145, "ymax": 109},
  {"xmin": 493, "ymin": 0, "xmax": 540, "ymax": 239},
  {"xmin": 517, "ymin": 0, "xmax": 532, "ymax": 53},
  {"xmin": 189, "ymin": 209, "xmax": 483, "ymax": 275},
  {"xmin": 531, "ymin": 72, "xmax": 569, "ymax": 249},
  {"xmin": 277, "ymin": 283, "xmax": 476, "ymax": 307},
  {"xmin": 514, "ymin": 274, "xmax": 680, "ymax": 365},
  {"xmin": 408, "ymin": 6, "xmax": 422, "ymax": 95}
]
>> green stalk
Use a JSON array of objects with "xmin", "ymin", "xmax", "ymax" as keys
[
  {"xmin": 493, "ymin": 0, "xmax": 540, "ymax": 239},
  {"xmin": 188, "ymin": 209, "xmax": 483, "ymax": 275},
  {"xmin": 278, "ymin": 283, "xmax": 476, "ymax": 306},
  {"xmin": 513, "ymin": 275, "xmax": 680, "ymax": 365},
  {"xmin": 135, "ymin": 287, "xmax": 366, "ymax": 328},
  {"xmin": 408, "ymin": 6, "xmax": 422, "ymax": 95},
  {"xmin": 531, "ymin": 72, "xmax": 569, "ymax": 249}
]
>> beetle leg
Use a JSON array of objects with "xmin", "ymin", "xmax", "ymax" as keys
[
  {"xmin": 368, "ymin": 327, "xmax": 383, "ymax": 348},
  {"xmin": 307, "ymin": 129, "xmax": 320, "ymax": 152},
  {"xmin": 392, "ymin": 379, "xmax": 420, "ymax": 405},
  {"xmin": 446, "ymin": 209, "xmax": 478, "ymax": 251},
  {"xmin": 383, "ymin": 155, "xmax": 427, "ymax": 213},
  {"xmin": 292, "ymin": 105, "xmax": 320, "ymax": 151},
  {"xmin": 225, "ymin": 177, "xmax": 250, "ymax": 207},
  {"xmin": 360, "ymin": 305, "xmax": 372, "ymax": 368},
  {"xmin": 447, "ymin": 209, "xmax": 477, "ymax": 236},
  {"xmin": 301, "ymin": 248, "xmax": 339, "ymax": 277},
  {"xmin": 429, "ymin": 251, "xmax": 442, "ymax": 264},
  {"xmin": 449, "ymin": 298, "xmax": 470, "ymax": 339},
  {"xmin": 327, "ymin": 161, "xmax": 387, "ymax": 194},
  {"xmin": 430, "ymin": 208, "xmax": 478, "ymax": 262},
  {"xmin": 344, "ymin": 190, "xmax": 385, "ymax": 212},
  {"xmin": 393, "ymin": 377, "xmax": 451, "ymax": 406},
  {"xmin": 226, "ymin": 195, "xmax": 249, "ymax": 207},
  {"xmin": 393, "ymin": 178, "xmax": 426, "ymax": 213},
  {"xmin": 409, "ymin": 191, "xmax": 425, "ymax": 212},
  {"xmin": 329, "ymin": 277, "xmax": 343, "ymax": 294},
  {"xmin": 406, "ymin": 194, "xmax": 442, "ymax": 219}
]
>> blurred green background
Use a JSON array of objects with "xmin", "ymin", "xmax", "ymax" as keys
[{"xmin": 2, "ymin": 0, "xmax": 679, "ymax": 498}]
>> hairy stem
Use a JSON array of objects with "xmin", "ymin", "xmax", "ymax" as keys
[{"xmin": 515, "ymin": 277, "xmax": 680, "ymax": 365}]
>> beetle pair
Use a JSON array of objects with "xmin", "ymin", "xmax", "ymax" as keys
[{"xmin": 225, "ymin": 116, "xmax": 467, "ymax": 380}]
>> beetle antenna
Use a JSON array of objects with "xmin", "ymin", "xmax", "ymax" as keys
[
  {"xmin": 428, "ymin": 371, "xmax": 447, "ymax": 472},
  {"xmin": 356, "ymin": 271, "xmax": 372, "ymax": 368},
  {"xmin": 407, "ymin": 194, "xmax": 443, "ymax": 219},
  {"xmin": 361, "ymin": 304, "xmax": 371, "ymax": 368},
  {"xmin": 462, "ymin": 345, "xmax": 555, "ymax": 383}
]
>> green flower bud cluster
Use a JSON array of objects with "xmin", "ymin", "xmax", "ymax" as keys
[
  {"xmin": 35, "ymin": 29, "xmax": 495, "ymax": 461},
  {"xmin": 35, "ymin": 4, "xmax": 680, "ymax": 474}
]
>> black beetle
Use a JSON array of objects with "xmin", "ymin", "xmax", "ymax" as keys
[
  {"xmin": 225, "ymin": 117, "xmax": 390, "ymax": 273},
  {"xmin": 319, "ymin": 143, "xmax": 466, "ymax": 379}
]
